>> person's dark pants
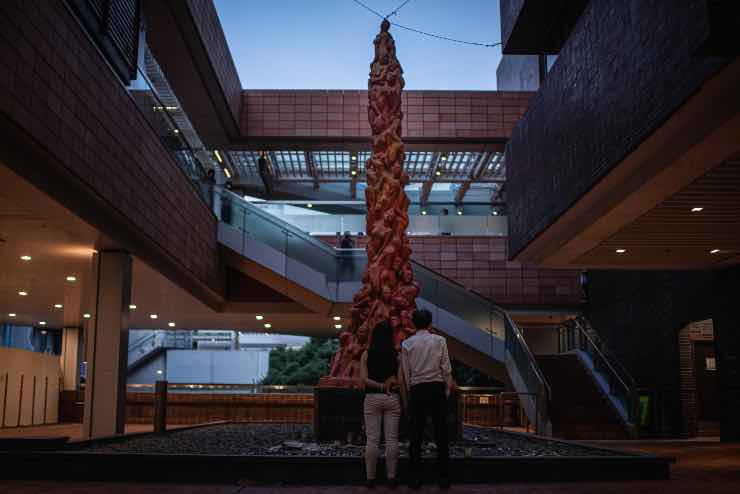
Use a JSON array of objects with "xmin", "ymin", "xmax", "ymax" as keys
[{"xmin": 409, "ymin": 381, "xmax": 449, "ymax": 483}]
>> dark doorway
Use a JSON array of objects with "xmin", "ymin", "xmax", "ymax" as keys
[{"xmin": 693, "ymin": 341, "xmax": 719, "ymax": 434}]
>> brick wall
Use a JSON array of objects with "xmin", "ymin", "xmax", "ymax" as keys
[
  {"xmin": 505, "ymin": 0, "xmax": 731, "ymax": 257},
  {"xmin": 678, "ymin": 319, "xmax": 714, "ymax": 438},
  {"xmin": 242, "ymin": 90, "xmax": 532, "ymax": 140},
  {"xmin": 319, "ymin": 235, "xmax": 583, "ymax": 308},
  {"xmin": 0, "ymin": 0, "xmax": 222, "ymax": 299},
  {"xmin": 186, "ymin": 0, "xmax": 242, "ymax": 121}
]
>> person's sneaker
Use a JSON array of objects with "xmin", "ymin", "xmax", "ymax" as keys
[
  {"xmin": 387, "ymin": 478, "xmax": 398, "ymax": 489},
  {"xmin": 438, "ymin": 477, "xmax": 451, "ymax": 489},
  {"xmin": 365, "ymin": 478, "xmax": 376, "ymax": 489}
]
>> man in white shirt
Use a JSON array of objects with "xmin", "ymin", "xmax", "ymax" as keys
[{"xmin": 400, "ymin": 309, "xmax": 454, "ymax": 489}]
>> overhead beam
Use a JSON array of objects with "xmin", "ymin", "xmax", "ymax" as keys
[
  {"xmin": 454, "ymin": 152, "xmax": 493, "ymax": 204},
  {"xmin": 304, "ymin": 151, "xmax": 320, "ymax": 190},
  {"xmin": 420, "ymin": 152, "xmax": 442, "ymax": 205}
]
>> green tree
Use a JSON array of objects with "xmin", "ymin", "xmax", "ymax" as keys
[{"xmin": 261, "ymin": 337, "xmax": 339, "ymax": 385}]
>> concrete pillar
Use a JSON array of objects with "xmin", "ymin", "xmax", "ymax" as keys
[
  {"xmin": 713, "ymin": 266, "xmax": 740, "ymax": 442},
  {"xmin": 60, "ymin": 327, "xmax": 80, "ymax": 392},
  {"xmin": 82, "ymin": 251, "xmax": 132, "ymax": 438}
]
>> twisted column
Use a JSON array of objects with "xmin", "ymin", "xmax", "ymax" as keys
[{"xmin": 323, "ymin": 20, "xmax": 419, "ymax": 386}]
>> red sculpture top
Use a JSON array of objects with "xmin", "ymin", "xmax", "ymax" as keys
[{"xmin": 323, "ymin": 20, "xmax": 419, "ymax": 387}]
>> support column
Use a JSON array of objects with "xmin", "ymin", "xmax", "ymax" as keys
[
  {"xmin": 713, "ymin": 265, "xmax": 740, "ymax": 442},
  {"xmin": 82, "ymin": 251, "xmax": 132, "ymax": 438}
]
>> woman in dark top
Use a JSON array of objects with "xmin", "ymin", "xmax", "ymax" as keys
[{"xmin": 360, "ymin": 320, "xmax": 406, "ymax": 488}]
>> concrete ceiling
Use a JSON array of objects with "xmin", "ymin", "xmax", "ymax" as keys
[{"xmin": 0, "ymin": 165, "xmax": 343, "ymax": 337}]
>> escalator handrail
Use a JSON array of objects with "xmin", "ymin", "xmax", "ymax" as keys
[{"xmin": 223, "ymin": 189, "xmax": 550, "ymax": 400}]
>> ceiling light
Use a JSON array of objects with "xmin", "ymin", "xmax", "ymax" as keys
[
  {"xmin": 129, "ymin": 304, "xmax": 137, "ymax": 310},
  {"xmin": 156, "ymin": 370, "xmax": 164, "ymax": 375},
  {"xmin": 710, "ymin": 249, "xmax": 720, "ymax": 254},
  {"xmin": 168, "ymin": 322, "xmax": 176, "ymax": 327},
  {"xmin": 214, "ymin": 150, "xmax": 223, "ymax": 163},
  {"xmin": 66, "ymin": 275, "xmax": 77, "ymax": 282},
  {"xmin": 351, "ymin": 155, "xmax": 357, "ymax": 161},
  {"xmin": 223, "ymin": 168, "xmax": 231, "ymax": 178},
  {"xmin": 440, "ymin": 155, "xmax": 447, "ymax": 161},
  {"xmin": 256, "ymin": 315, "xmax": 264, "ymax": 320},
  {"xmin": 20, "ymin": 255, "xmax": 31, "ymax": 261},
  {"xmin": 457, "ymin": 210, "xmax": 463, "ymax": 215},
  {"xmin": 691, "ymin": 207, "xmax": 703, "ymax": 212},
  {"xmin": 18, "ymin": 290, "xmax": 28, "ymax": 296},
  {"xmin": 421, "ymin": 210, "xmax": 427, "ymax": 215},
  {"xmin": 616, "ymin": 249, "xmax": 627, "ymax": 254},
  {"xmin": 173, "ymin": 129, "xmax": 180, "ymax": 134},
  {"xmin": 435, "ymin": 170, "xmax": 442, "ymax": 176},
  {"xmin": 334, "ymin": 324, "xmax": 342, "ymax": 329},
  {"xmin": 8, "ymin": 313, "xmax": 16, "ymax": 317},
  {"xmin": 149, "ymin": 314, "xmax": 158, "ymax": 319},
  {"xmin": 83, "ymin": 313, "xmax": 91, "ymax": 319},
  {"xmin": 39, "ymin": 321, "xmax": 46, "ymax": 326},
  {"xmin": 351, "ymin": 170, "xmax": 357, "ymax": 176},
  {"xmin": 333, "ymin": 316, "xmax": 341, "ymax": 321},
  {"xmin": 264, "ymin": 323, "xmax": 272, "ymax": 329},
  {"xmin": 41, "ymin": 330, "xmax": 47, "ymax": 335},
  {"xmin": 492, "ymin": 210, "xmax": 499, "ymax": 216},
  {"xmin": 54, "ymin": 304, "xmax": 63, "ymax": 309},
  {"xmin": 307, "ymin": 203, "xmax": 313, "ymax": 208}
]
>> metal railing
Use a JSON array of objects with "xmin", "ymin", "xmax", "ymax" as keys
[
  {"xmin": 126, "ymin": 383, "xmax": 314, "ymax": 394},
  {"xmin": 558, "ymin": 317, "xmax": 638, "ymax": 426},
  {"xmin": 217, "ymin": 188, "xmax": 551, "ymax": 433}
]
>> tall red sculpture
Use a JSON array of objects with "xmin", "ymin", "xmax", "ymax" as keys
[{"xmin": 323, "ymin": 20, "xmax": 419, "ymax": 386}]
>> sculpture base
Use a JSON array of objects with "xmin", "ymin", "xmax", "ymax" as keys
[{"xmin": 314, "ymin": 380, "xmax": 463, "ymax": 443}]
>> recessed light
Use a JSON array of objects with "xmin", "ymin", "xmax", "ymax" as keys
[
  {"xmin": 173, "ymin": 129, "xmax": 179, "ymax": 134},
  {"xmin": 20, "ymin": 255, "xmax": 31, "ymax": 261},
  {"xmin": 457, "ymin": 210, "xmax": 463, "ymax": 215},
  {"xmin": 8, "ymin": 313, "xmax": 16, "ymax": 317},
  {"xmin": 214, "ymin": 150, "xmax": 223, "ymax": 163},
  {"xmin": 351, "ymin": 170, "xmax": 357, "ymax": 176},
  {"xmin": 334, "ymin": 324, "xmax": 342, "ymax": 329},
  {"xmin": 421, "ymin": 210, "xmax": 427, "ymax": 215},
  {"xmin": 333, "ymin": 316, "xmax": 341, "ymax": 321},
  {"xmin": 492, "ymin": 210, "xmax": 499, "ymax": 216},
  {"xmin": 616, "ymin": 249, "xmax": 627, "ymax": 254},
  {"xmin": 256, "ymin": 315, "xmax": 264, "ymax": 320},
  {"xmin": 129, "ymin": 304, "xmax": 137, "ymax": 310},
  {"xmin": 351, "ymin": 155, "xmax": 357, "ymax": 161},
  {"xmin": 41, "ymin": 330, "xmax": 47, "ymax": 335},
  {"xmin": 156, "ymin": 370, "xmax": 164, "ymax": 375},
  {"xmin": 83, "ymin": 313, "xmax": 91, "ymax": 319},
  {"xmin": 435, "ymin": 170, "xmax": 442, "ymax": 176},
  {"xmin": 18, "ymin": 290, "xmax": 28, "ymax": 296},
  {"xmin": 54, "ymin": 304, "xmax": 63, "ymax": 309},
  {"xmin": 691, "ymin": 207, "xmax": 703, "ymax": 212},
  {"xmin": 264, "ymin": 323, "xmax": 272, "ymax": 329},
  {"xmin": 39, "ymin": 321, "xmax": 46, "ymax": 326},
  {"xmin": 149, "ymin": 314, "xmax": 158, "ymax": 319},
  {"xmin": 710, "ymin": 249, "xmax": 720, "ymax": 254},
  {"xmin": 440, "ymin": 155, "xmax": 447, "ymax": 161},
  {"xmin": 307, "ymin": 203, "xmax": 313, "ymax": 208},
  {"xmin": 66, "ymin": 275, "xmax": 77, "ymax": 282},
  {"xmin": 168, "ymin": 322, "xmax": 176, "ymax": 327}
]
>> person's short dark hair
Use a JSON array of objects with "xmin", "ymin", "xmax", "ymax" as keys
[{"xmin": 412, "ymin": 309, "xmax": 432, "ymax": 330}]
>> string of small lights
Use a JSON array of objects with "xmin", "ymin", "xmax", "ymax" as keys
[{"xmin": 350, "ymin": 0, "xmax": 502, "ymax": 48}]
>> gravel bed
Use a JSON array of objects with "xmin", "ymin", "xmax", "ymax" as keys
[{"xmin": 78, "ymin": 424, "xmax": 623, "ymax": 458}]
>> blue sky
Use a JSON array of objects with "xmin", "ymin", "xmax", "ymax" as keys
[{"xmin": 213, "ymin": 0, "xmax": 502, "ymax": 90}]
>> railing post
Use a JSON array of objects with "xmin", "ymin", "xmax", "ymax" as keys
[{"xmin": 154, "ymin": 380, "xmax": 168, "ymax": 434}]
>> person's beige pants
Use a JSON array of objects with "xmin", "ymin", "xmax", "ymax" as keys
[{"xmin": 363, "ymin": 393, "xmax": 401, "ymax": 480}]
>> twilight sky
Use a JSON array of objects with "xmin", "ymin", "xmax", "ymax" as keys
[{"xmin": 213, "ymin": 0, "xmax": 502, "ymax": 90}]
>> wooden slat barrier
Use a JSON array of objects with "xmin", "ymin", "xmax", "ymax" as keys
[{"xmin": 125, "ymin": 391, "xmax": 523, "ymax": 427}]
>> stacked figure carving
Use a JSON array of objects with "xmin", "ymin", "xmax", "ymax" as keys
[{"xmin": 327, "ymin": 20, "xmax": 419, "ymax": 384}]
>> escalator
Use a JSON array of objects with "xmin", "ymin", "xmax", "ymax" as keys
[{"xmin": 216, "ymin": 189, "xmax": 552, "ymax": 435}]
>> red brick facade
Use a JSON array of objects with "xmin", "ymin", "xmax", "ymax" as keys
[
  {"xmin": 679, "ymin": 319, "xmax": 715, "ymax": 437},
  {"xmin": 0, "ymin": 0, "xmax": 222, "ymax": 299},
  {"xmin": 320, "ymin": 236, "xmax": 583, "ymax": 307},
  {"xmin": 242, "ymin": 90, "xmax": 532, "ymax": 140}
]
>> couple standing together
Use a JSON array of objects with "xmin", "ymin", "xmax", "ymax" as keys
[{"xmin": 360, "ymin": 309, "xmax": 454, "ymax": 489}]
